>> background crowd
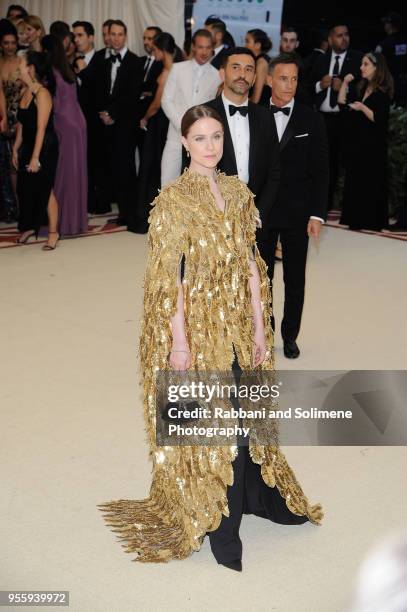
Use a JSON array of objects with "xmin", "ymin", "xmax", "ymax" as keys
[{"xmin": 0, "ymin": 4, "xmax": 407, "ymax": 249}]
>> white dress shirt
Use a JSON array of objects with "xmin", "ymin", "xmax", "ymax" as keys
[
  {"xmin": 316, "ymin": 50, "xmax": 347, "ymax": 112},
  {"xmin": 213, "ymin": 44, "xmax": 225, "ymax": 57},
  {"xmin": 77, "ymin": 49, "xmax": 95, "ymax": 86},
  {"xmin": 271, "ymin": 97, "xmax": 295, "ymax": 142},
  {"xmin": 191, "ymin": 59, "xmax": 211, "ymax": 105},
  {"xmin": 84, "ymin": 48, "xmax": 95, "ymax": 66},
  {"xmin": 222, "ymin": 92, "xmax": 250, "ymax": 184},
  {"xmin": 110, "ymin": 46, "xmax": 128, "ymax": 93},
  {"xmin": 271, "ymin": 97, "xmax": 324, "ymax": 224}
]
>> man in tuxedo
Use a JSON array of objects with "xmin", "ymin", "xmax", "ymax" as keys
[
  {"xmin": 139, "ymin": 26, "xmax": 163, "ymax": 111},
  {"xmin": 302, "ymin": 30, "xmax": 329, "ymax": 81},
  {"xmin": 161, "ymin": 28, "xmax": 221, "ymax": 185},
  {"xmin": 258, "ymin": 53, "xmax": 329, "ymax": 359},
  {"xmin": 205, "ymin": 18, "xmax": 228, "ymax": 69},
  {"xmin": 91, "ymin": 20, "xmax": 143, "ymax": 225},
  {"xmin": 72, "ymin": 21, "xmax": 102, "ymax": 214},
  {"xmin": 135, "ymin": 27, "xmax": 163, "ymax": 164},
  {"xmin": 205, "ymin": 47, "xmax": 279, "ymax": 225},
  {"xmin": 102, "ymin": 19, "xmax": 114, "ymax": 55},
  {"xmin": 311, "ymin": 24, "xmax": 363, "ymax": 208}
]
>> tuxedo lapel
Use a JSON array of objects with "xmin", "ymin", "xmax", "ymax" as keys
[
  {"xmin": 340, "ymin": 51, "xmax": 351, "ymax": 77},
  {"xmin": 216, "ymin": 98, "xmax": 237, "ymax": 174},
  {"xmin": 279, "ymin": 103, "xmax": 299, "ymax": 151},
  {"xmin": 105, "ymin": 56, "xmax": 112, "ymax": 96},
  {"xmin": 248, "ymin": 103, "xmax": 260, "ymax": 182},
  {"xmin": 111, "ymin": 53, "xmax": 127, "ymax": 95}
]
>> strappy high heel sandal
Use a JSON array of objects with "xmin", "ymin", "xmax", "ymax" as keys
[{"xmin": 42, "ymin": 231, "xmax": 60, "ymax": 251}]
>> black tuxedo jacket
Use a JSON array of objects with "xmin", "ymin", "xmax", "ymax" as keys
[
  {"xmin": 211, "ymin": 47, "xmax": 228, "ymax": 70},
  {"xmin": 138, "ymin": 56, "xmax": 163, "ymax": 117},
  {"xmin": 76, "ymin": 49, "xmax": 107, "ymax": 120},
  {"xmin": 269, "ymin": 101, "xmax": 329, "ymax": 227},
  {"xmin": 205, "ymin": 96, "xmax": 280, "ymax": 229},
  {"xmin": 311, "ymin": 48, "xmax": 363, "ymax": 109},
  {"xmin": 92, "ymin": 49, "xmax": 144, "ymax": 123}
]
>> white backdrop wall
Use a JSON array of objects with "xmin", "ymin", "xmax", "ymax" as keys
[{"xmin": 0, "ymin": 0, "xmax": 185, "ymax": 54}]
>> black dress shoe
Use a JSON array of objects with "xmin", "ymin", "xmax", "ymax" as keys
[
  {"xmin": 388, "ymin": 222, "xmax": 407, "ymax": 232},
  {"xmin": 127, "ymin": 221, "xmax": 149, "ymax": 234},
  {"xmin": 283, "ymin": 340, "xmax": 300, "ymax": 359},
  {"xmin": 219, "ymin": 560, "xmax": 242, "ymax": 572}
]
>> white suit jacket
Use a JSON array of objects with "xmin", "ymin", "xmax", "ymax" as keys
[{"xmin": 161, "ymin": 59, "xmax": 221, "ymax": 142}]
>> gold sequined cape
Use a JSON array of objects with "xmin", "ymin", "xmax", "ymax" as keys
[{"xmin": 98, "ymin": 169, "xmax": 323, "ymax": 562}]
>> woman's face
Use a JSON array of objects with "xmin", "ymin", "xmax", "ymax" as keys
[
  {"xmin": 0, "ymin": 34, "xmax": 18, "ymax": 57},
  {"xmin": 152, "ymin": 45, "xmax": 163, "ymax": 62},
  {"xmin": 245, "ymin": 33, "xmax": 259, "ymax": 56},
  {"xmin": 17, "ymin": 23, "xmax": 28, "ymax": 46},
  {"xmin": 24, "ymin": 24, "xmax": 41, "ymax": 44},
  {"xmin": 182, "ymin": 117, "xmax": 224, "ymax": 170},
  {"xmin": 361, "ymin": 56, "xmax": 376, "ymax": 81}
]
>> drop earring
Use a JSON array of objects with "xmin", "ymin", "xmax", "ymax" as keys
[{"xmin": 186, "ymin": 150, "xmax": 190, "ymax": 158}]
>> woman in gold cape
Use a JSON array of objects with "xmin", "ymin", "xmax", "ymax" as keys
[{"xmin": 98, "ymin": 105, "xmax": 323, "ymax": 566}]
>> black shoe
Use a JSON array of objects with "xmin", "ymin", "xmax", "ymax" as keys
[
  {"xmin": 283, "ymin": 340, "xmax": 300, "ymax": 359},
  {"xmin": 219, "ymin": 560, "xmax": 242, "ymax": 572},
  {"xmin": 127, "ymin": 221, "xmax": 149, "ymax": 234},
  {"xmin": 388, "ymin": 222, "xmax": 407, "ymax": 232}
]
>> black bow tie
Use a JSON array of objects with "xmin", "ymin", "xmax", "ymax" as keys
[
  {"xmin": 270, "ymin": 105, "xmax": 290, "ymax": 116},
  {"xmin": 229, "ymin": 105, "xmax": 248, "ymax": 117},
  {"xmin": 110, "ymin": 54, "xmax": 122, "ymax": 64}
]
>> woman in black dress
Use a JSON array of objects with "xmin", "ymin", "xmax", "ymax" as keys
[
  {"xmin": 338, "ymin": 52, "xmax": 394, "ymax": 231},
  {"xmin": 245, "ymin": 28, "xmax": 272, "ymax": 107},
  {"xmin": 12, "ymin": 51, "xmax": 59, "ymax": 248}
]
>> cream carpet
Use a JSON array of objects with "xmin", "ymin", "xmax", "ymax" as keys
[{"xmin": 1, "ymin": 226, "xmax": 406, "ymax": 612}]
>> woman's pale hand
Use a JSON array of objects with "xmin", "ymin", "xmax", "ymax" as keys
[
  {"xmin": 140, "ymin": 117, "xmax": 147, "ymax": 129},
  {"xmin": 349, "ymin": 101, "xmax": 364, "ymax": 111},
  {"xmin": 169, "ymin": 345, "xmax": 191, "ymax": 371},
  {"xmin": 343, "ymin": 73, "xmax": 355, "ymax": 84},
  {"xmin": 26, "ymin": 157, "xmax": 40, "ymax": 173},
  {"xmin": 252, "ymin": 327, "xmax": 267, "ymax": 367},
  {"xmin": 12, "ymin": 149, "xmax": 19, "ymax": 170}
]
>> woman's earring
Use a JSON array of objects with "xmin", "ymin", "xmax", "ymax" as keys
[{"xmin": 186, "ymin": 150, "xmax": 190, "ymax": 158}]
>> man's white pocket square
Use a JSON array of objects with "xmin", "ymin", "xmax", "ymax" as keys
[{"xmin": 295, "ymin": 133, "xmax": 309, "ymax": 138}]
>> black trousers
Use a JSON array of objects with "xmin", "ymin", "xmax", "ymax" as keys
[
  {"xmin": 97, "ymin": 122, "xmax": 137, "ymax": 223},
  {"xmin": 256, "ymin": 226, "xmax": 309, "ymax": 343},
  {"xmin": 208, "ymin": 350, "xmax": 308, "ymax": 564},
  {"xmin": 321, "ymin": 111, "xmax": 344, "ymax": 210}
]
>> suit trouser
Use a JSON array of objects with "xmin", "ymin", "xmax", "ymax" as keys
[
  {"xmin": 207, "ymin": 353, "xmax": 246, "ymax": 563},
  {"xmin": 256, "ymin": 226, "xmax": 309, "ymax": 343},
  {"xmin": 97, "ymin": 122, "xmax": 137, "ymax": 222},
  {"xmin": 161, "ymin": 139, "xmax": 182, "ymax": 187},
  {"xmin": 207, "ymin": 350, "xmax": 308, "ymax": 563},
  {"xmin": 321, "ymin": 112, "xmax": 344, "ymax": 210}
]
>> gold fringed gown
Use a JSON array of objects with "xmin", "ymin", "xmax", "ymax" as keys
[{"xmin": 98, "ymin": 169, "xmax": 323, "ymax": 562}]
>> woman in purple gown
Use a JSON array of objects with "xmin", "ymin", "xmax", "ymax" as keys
[{"xmin": 42, "ymin": 34, "xmax": 88, "ymax": 236}]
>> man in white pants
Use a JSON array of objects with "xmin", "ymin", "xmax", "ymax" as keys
[{"xmin": 161, "ymin": 29, "xmax": 221, "ymax": 186}]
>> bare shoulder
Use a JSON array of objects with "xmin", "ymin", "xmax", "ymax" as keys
[{"xmin": 36, "ymin": 86, "xmax": 52, "ymax": 104}]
